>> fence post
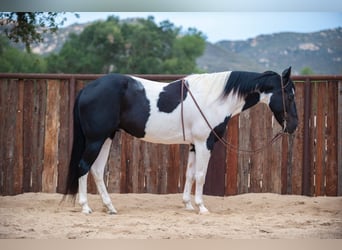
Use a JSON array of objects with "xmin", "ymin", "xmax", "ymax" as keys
[
  {"xmin": 338, "ymin": 80, "xmax": 342, "ymax": 196},
  {"xmin": 68, "ymin": 76, "xmax": 76, "ymax": 156},
  {"xmin": 302, "ymin": 78, "xmax": 312, "ymax": 196}
]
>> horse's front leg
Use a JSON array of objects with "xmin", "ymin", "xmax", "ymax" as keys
[
  {"xmin": 194, "ymin": 143, "xmax": 211, "ymax": 214},
  {"xmin": 182, "ymin": 144, "xmax": 196, "ymax": 210}
]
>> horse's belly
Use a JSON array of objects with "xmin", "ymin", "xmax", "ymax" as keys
[
  {"xmin": 142, "ymin": 133, "xmax": 189, "ymax": 145},
  {"xmin": 142, "ymin": 113, "xmax": 190, "ymax": 145}
]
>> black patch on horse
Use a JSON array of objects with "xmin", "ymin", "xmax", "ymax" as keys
[
  {"xmin": 242, "ymin": 92, "xmax": 260, "ymax": 111},
  {"xmin": 119, "ymin": 77, "xmax": 151, "ymax": 138},
  {"xmin": 223, "ymin": 71, "xmax": 279, "ymax": 98},
  {"xmin": 190, "ymin": 144, "xmax": 196, "ymax": 152},
  {"xmin": 206, "ymin": 116, "xmax": 231, "ymax": 151},
  {"xmin": 157, "ymin": 80, "xmax": 188, "ymax": 113}
]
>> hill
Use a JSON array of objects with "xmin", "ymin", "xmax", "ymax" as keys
[
  {"xmin": 198, "ymin": 28, "xmax": 342, "ymax": 74},
  {"xmin": 9, "ymin": 21, "xmax": 342, "ymax": 74}
]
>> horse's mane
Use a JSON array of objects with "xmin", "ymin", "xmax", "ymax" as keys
[{"xmin": 223, "ymin": 70, "xmax": 280, "ymax": 98}]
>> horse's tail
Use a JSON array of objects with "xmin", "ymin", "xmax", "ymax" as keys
[{"xmin": 64, "ymin": 91, "xmax": 85, "ymax": 197}]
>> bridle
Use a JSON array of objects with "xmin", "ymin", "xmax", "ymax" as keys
[
  {"xmin": 280, "ymin": 76, "xmax": 289, "ymax": 132},
  {"xmin": 180, "ymin": 75, "xmax": 290, "ymax": 155}
]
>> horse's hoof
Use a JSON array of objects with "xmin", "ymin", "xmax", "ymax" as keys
[
  {"xmin": 81, "ymin": 203, "xmax": 93, "ymax": 214},
  {"xmin": 107, "ymin": 209, "xmax": 117, "ymax": 215},
  {"xmin": 82, "ymin": 208, "xmax": 92, "ymax": 214},
  {"xmin": 184, "ymin": 202, "xmax": 195, "ymax": 211},
  {"xmin": 198, "ymin": 205, "xmax": 210, "ymax": 215},
  {"xmin": 199, "ymin": 209, "xmax": 210, "ymax": 215}
]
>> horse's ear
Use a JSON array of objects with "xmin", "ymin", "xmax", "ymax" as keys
[{"xmin": 282, "ymin": 67, "xmax": 291, "ymax": 82}]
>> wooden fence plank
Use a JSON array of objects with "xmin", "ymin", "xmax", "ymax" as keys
[
  {"xmin": 309, "ymin": 81, "xmax": 317, "ymax": 196},
  {"xmin": 158, "ymin": 145, "xmax": 168, "ymax": 194},
  {"xmin": 3, "ymin": 80, "xmax": 18, "ymax": 195},
  {"xmin": 0, "ymin": 80, "xmax": 7, "ymax": 194},
  {"xmin": 119, "ymin": 132, "xmax": 127, "ymax": 193},
  {"xmin": 2, "ymin": 79, "xmax": 9, "ymax": 194},
  {"xmin": 125, "ymin": 135, "xmax": 134, "ymax": 193},
  {"xmin": 68, "ymin": 77, "xmax": 76, "ymax": 159},
  {"xmin": 42, "ymin": 80, "xmax": 60, "ymax": 193},
  {"xmin": 13, "ymin": 79, "xmax": 24, "ymax": 194},
  {"xmin": 291, "ymin": 81, "xmax": 305, "ymax": 195},
  {"xmin": 138, "ymin": 142, "xmax": 146, "ymax": 193},
  {"xmin": 121, "ymin": 133, "xmax": 133, "ymax": 193},
  {"xmin": 281, "ymin": 133, "xmax": 289, "ymax": 194},
  {"xmin": 225, "ymin": 116, "xmax": 239, "ymax": 195},
  {"xmin": 33, "ymin": 80, "xmax": 47, "ymax": 192},
  {"xmin": 298, "ymin": 78, "xmax": 316, "ymax": 195},
  {"xmin": 237, "ymin": 111, "xmax": 251, "ymax": 194},
  {"xmin": 168, "ymin": 144, "xmax": 180, "ymax": 194},
  {"xmin": 249, "ymin": 104, "xmax": 266, "ymax": 193},
  {"xmin": 338, "ymin": 81, "xmax": 342, "ymax": 196},
  {"xmin": 308, "ymin": 81, "xmax": 316, "ymax": 196},
  {"xmin": 57, "ymin": 79, "xmax": 70, "ymax": 193},
  {"xmin": 3, "ymin": 80, "xmax": 11, "ymax": 194},
  {"xmin": 141, "ymin": 141, "xmax": 149, "ymax": 193},
  {"xmin": 23, "ymin": 80, "xmax": 35, "ymax": 192},
  {"xmin": 131, "ymin": 137, "xmax": 141, "ymax": 193},
  {"xmin": 107, "ymin": 131, "xmax": 122, "ymax": 193},
  {"xmin": 315, "ymin": 81, "xmax": 327, "ymax": 196},
  {"xmin": 302, "ymin": 79, "xmax": 313, "ymax": 196},
  {"xmin": 325, "ymin": 81, "xmax": 338, "ymax": 196},
  {"xmin": 266, "ymin": 110, "xmax": 281, "ymax": 193},
  {"xmin": 145, "ymin": 142, "xmax": 158, "ymax": 193},
  {"xmin": 178, "ymin": 144, "xmax": 189, "ymax": 193},
  {"xmin": 204, "ymin": 140, "xmax": 226, "ymax": 196}
]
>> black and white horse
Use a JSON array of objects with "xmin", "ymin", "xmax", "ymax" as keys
[{"xmin": 64, "ymin": 67, "xmax": 298, "ymax": 214}]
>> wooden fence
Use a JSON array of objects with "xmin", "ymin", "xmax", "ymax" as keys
[{"xmin": 0, "ymin": 73, "xmax": 341, "ymax": 197}]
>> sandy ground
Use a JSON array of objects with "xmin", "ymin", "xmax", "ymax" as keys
[{"xmin": 0, "ymin": 192, "xmax": 341, "ymax": 239}]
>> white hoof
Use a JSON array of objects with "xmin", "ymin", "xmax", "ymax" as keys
[
  {"xmin": 184, "ymin": 201, "xmax": 195, "ymax": 211},
  {"xmin": 198, "ymin": 205, "xmax": 210, "ymax": 215},
  {"xmin": 107, "ymin": 207, "xmax": 118, "ymax": 215},
  {"xmin": 81, "ymin": 205, "xmax": 93, "ymax": 214}
]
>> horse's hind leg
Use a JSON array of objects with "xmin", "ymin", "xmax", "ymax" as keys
[
  {"xmin": 78, "ymin": 139, "xmax": 107, "ymax": 214},
  {"xmin": 90, "ymin": 138, "xmax": 117, "ymax": 214},
  {"xmin": 79, "ymin": 173, "xmax": 92, "ymax": 213}
]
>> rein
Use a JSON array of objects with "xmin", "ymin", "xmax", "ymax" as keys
[{"xmin": 180, "ymin": 77, "xmax": 288, "ymax": 155}]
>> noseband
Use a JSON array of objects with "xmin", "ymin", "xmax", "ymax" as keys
[{"xmin": 180, "ymin": 75, "xmax": 289, "ymax": 154}]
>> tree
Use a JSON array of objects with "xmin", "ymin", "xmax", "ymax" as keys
[
  {"xmin": 0, "ymin": 35, "xmax": 46, "ymax": 72},
  {"xmin": 119, "ymin": 16, "xmax": 169, "ymax": 73},
  {"xmin": 47, "ymin": 17, "xmax": 125, "ymax": 73},
  {"xmin": 47, "ymin": 16, "xmax": 206, "ymax": 74},
  {"xmin": 300, "ymin": 67, "xmax": 315, "ymax": 75},
  {"xmin": 163, "ymin": 28, "xmax": 206, "ymax": 74},
  {"xmin": 0, "ymin": 12, "xmax": 77, "ymax": 52}
]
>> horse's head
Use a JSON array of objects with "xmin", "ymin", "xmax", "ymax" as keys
[{"xmin": 268, "ymin": 67, "xmax": 298, "ymax": 134}]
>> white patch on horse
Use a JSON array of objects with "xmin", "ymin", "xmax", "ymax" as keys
[{"xmin": 260, "ymin": 92, "xmax": 273, "ymax": 105}]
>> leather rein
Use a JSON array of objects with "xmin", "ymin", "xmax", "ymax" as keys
[{"xmin": 180, "ymin": 77, "xmax": 289, "ymax": 155}]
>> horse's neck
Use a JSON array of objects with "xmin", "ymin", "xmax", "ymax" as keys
[
  {"xmin": 230, "ymin": 89, "xmax": 272, "ymax": 118},
  {"xmin": 223, "ymin": 92, "xmax": 249, "ymax": 117},
  {"xmin": 187, "ymin": 72, "xmax": 229, "ymax": 92}
]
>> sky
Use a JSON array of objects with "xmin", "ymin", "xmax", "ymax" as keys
[{"xmin": 60, "ymin": 12, "xmax": 342, "ymax": 43}]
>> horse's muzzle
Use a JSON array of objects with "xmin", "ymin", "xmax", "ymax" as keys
[{"xmin": 284, "ymin": 119, "xmax": 298, "ymax": 134}]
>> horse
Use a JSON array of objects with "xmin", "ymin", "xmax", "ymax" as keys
[{"xmin": 64, "ymin": 67, "xmax": 298, "ymax": 214}]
